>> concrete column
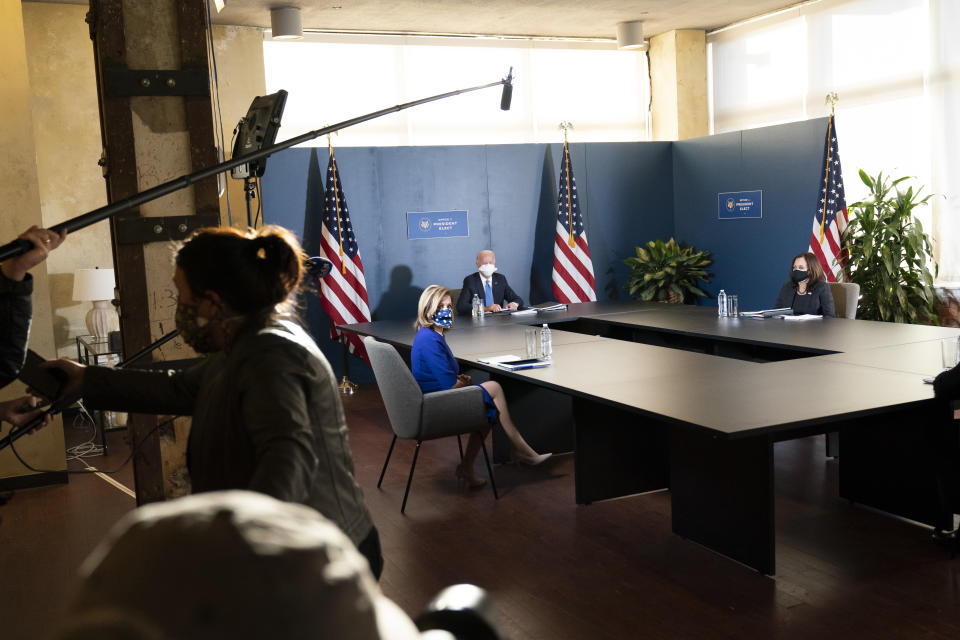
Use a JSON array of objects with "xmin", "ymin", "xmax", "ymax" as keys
[
  {"xmin": 649, "ymin": 29, "xmax": 709, "ymax": 141},
  {"xmin": 0, "ymin": 2, "xmax": 67, "ymax": 483}
]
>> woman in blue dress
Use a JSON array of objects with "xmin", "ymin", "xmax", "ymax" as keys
[{"xmin": 411, "ymin": 285, "xmax": 550, "ymax": 488}]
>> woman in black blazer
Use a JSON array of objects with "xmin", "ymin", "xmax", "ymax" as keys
[{"xmin": 774, "ymin": 252, "xmax": 836, "ymax": 317}]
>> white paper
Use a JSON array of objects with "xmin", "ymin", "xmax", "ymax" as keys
[
  {"xmin": 512, "ymin": 309, "xmax": 538, "ymax": 316},
  {"xmin": 477, "ymin": 354, "xmax": 522, "ymax": 364},
  {"xmin": 779, "ymin": 314, "xmax": 823, "ymax": 321}
]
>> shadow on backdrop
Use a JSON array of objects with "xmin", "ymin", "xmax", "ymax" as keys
[
  {"xmin": 604, "ymin": 265, "xmax": 622, "ymax": 301},
  {"xmin": 373, "ymin": 265, "xmax": 424, "ymax": 322},
  {"xmin": 529, "ymin": 145, "xmax": 559, "ymax": 305}
]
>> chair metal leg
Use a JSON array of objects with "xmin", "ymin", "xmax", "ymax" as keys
[
  {"xmin": 378, "ymin": 435, "xmax": 397, "ymax": 488},
  {"xmin": 480, "ymin": 436, "xmax": 499, "ymax": 500},
  {"xmin": 457, "ymin": 434, "xmax": 464, "ymax": 461},
  {"xmin": 401, "ymin": 440, "xmax": 422, "ymax": 514}
]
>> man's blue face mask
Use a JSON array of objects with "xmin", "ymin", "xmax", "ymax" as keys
[{"xmin": 433, "ymin": 307, "xmax": 453, "ymax": 328}]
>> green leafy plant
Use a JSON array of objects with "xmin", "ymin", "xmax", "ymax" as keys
[
  {"xmin": 843, "ymin": 170, "xmax": 939, "ymax": 324},
  {"xmin": 623, "ymin": 238, "xmax": 713, "ymax": 303}
]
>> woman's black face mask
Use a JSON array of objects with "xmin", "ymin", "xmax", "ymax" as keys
[
  {"xmin": 175, "ymin": 301, "xmax": 220, "ymax": 353},
  {"xmin": 791, "ymin": 269, "xmax": 808, "ymax": 284}
]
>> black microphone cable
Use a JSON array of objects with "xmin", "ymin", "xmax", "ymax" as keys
[{"xmin": 6, "ymin": 415, "xmax": 175, "ymax": 477}]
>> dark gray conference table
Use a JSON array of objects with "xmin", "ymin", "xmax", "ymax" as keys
[{"xmin": 341, "ymin": 302, "xmax": 960, "ymax": 574}]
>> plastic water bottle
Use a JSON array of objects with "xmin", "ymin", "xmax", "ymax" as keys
[
  {"xmin": 471, "ymin": 294, "xmax": 481, "ymax": 318},
  {"xmin": 717, "ymin": 289, "xmax": 727, "ymax": 318},
  {"xmin": 540, "ymin": 324, "xmax": 552, "ymax": 360}
]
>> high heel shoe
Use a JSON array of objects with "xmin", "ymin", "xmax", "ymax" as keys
[
  {"xmin": 510, "ymin": 451, "xmax": 552, "ymax": 466},
  {"xmin": 455, "ymin": 464, "xmax": 487, "ymax": 489}
]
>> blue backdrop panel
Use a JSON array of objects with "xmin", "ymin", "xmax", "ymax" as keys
[
  {"xmin": 672, "ymin": 118, "xmax": 829, "ymax": 311},
  {"xmin": 573, "ymin": 141, "xmax": 675, "ymax": 301},
  {"xmin": 261, "ymin": 142, "xmax": 675, "ymax": 377},
  {"xmin": 260, "ymin": 121, "xmax": 826, "ymax": 376}
]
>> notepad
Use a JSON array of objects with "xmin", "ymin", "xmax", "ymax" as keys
[
  {"xmin": 739, "ymin": 307, "xmax": 793, "ymax": 318},
  {"xmin": 496, "ymin": 358, "xmax": 551, "ymax": 371}
]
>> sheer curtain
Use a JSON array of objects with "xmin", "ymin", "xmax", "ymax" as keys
[
  {"xmin": 708, "ymin": 0, "xmax": 958, "ymax": 283},
  {"xmin": 263, "ymin": 34, "xmax": 650, "ymax": 148}
]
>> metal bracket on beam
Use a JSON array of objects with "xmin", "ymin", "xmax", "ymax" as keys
[
  {"xmin": 103, "ymin": 69, "xmax": 209, "ymax": 97},
  {"xmin": 115, "ymin": 214, "xmax": 220, "ymax": 245}
]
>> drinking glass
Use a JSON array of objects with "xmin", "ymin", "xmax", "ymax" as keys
[
  {"xmin": 942, "ymin": 336, "xmax": 960, "ymax": 370},
  {"xmin": 524, "ymin": 327, "xmax": 541, "ymax": 359},
  {"xmin": 726, "ymin": 295, "xmax": 739, "ymax": 318}
]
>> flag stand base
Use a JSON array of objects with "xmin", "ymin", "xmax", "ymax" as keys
[
  {"xmin": 338, "ymin": 376, "xmax": 358, "ymax": 395},
  {"xmin": 338, "ymin": 335, "xmax": 358, "ymax": 395}
]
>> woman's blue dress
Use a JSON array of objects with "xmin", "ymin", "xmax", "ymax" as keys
[{"xmin": 411, "ymin": 327, "xmax": 498, "ymax": 422}]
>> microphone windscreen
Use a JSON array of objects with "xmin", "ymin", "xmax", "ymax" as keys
[
  {"xmin": 306, "ymin": 256, "xmax": 333, "ymax": 279},
  {"xmin": 500, "ymin": 82, "xmax": 513, "ymax": 111}
]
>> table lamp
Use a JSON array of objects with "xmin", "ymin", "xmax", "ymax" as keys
[{"xmin": 73, "ymin": 268, "xmax": 119, "ymax": 338}]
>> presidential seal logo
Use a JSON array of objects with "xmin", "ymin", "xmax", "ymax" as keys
[
  {"xmin": 419, "ymin": 217, "xmax": 431, "ymax": 231},
  {"xmin": 726, "ymin": 198, "xmax": 735, "ymax": 211}
]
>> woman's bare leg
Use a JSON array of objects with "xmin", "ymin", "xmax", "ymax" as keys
[{"xmin": 479, "ymin": 380, "xmax": 539, "ymax": 457}]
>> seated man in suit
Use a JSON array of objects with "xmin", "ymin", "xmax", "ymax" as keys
[{"xmin": 456, "ymin": 249, "xmax": 523, "ymax": 315}]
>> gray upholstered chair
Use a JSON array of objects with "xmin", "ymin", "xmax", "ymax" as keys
[
  {"xmin": 363, "ymin": 336, "xmax": 498, "ymax": 512},
  {"xmin": 448, "ymin": 288, "xmax": 462, "ymax": 312},
  {"xmin": 828, "ymin": 282, "xmax": 860, "ymax": 319}
]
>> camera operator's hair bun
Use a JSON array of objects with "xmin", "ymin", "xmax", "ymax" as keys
[{"xmin": 176, "ymin": 225, "xmax": 305, "ymax": 314}]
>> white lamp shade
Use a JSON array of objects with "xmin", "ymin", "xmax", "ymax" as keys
[
  {"xmin": 617, "ymin": 21, "xmax": 647, "ymax": 51},
  {"xmin": 271, "ymin": 7, "xmax": 302, "ymax": 40},
  {"xmin": 73, "ymin": 268, "xmax": 116, "ymax": 302}
]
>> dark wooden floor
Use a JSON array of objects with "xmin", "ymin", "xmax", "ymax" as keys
[{"xmin": 4, "ymin": 386, "xmax": 960, "ymax": 639}]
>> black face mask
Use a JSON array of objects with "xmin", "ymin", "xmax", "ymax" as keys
[
  {"xmin": 175, "ymin": 301, "xmax": 220, "ymax": 353},
  {"xmin": 791, "ymin": 269, "xmax": 808, "ymax": 284}
]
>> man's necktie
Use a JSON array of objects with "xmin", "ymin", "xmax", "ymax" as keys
[{"xmin": 484, "ymin": 279, "xmax": 493, "ymax": 307}]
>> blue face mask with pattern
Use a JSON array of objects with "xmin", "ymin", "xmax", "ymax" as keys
[{"xmin": 433, "ymin": 307, "xmax": 453, "ymax": 328}]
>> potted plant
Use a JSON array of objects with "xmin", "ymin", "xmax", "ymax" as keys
[
  {"xmin": 623, "ymin": 238, "xmax": 713, "ymax": 303},
  {"xmin": 843, "ymin": 170, "xmax": 939, "ymax": 324}
]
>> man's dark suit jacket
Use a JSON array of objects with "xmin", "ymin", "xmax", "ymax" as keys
[{"xmin": 455, "ymin": 272, "xmax": 523, "ymax": 315}]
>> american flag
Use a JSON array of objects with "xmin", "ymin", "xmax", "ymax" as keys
[
  {"xmin": 809, "ymin": 115, "xmax": 849, "ymax": 282},
  {"xmin": 319, "ymin": 151, "xmax": 371, "ymax": 359},
  {"xmin": 551, "ymin": 141, "xmax": 597, "ymax": 303}
]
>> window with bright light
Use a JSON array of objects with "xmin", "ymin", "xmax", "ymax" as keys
[
  {"xmin": 263, "ymin": 35, "xmax": 649, "ymax": 148},
  {"xmin": 708, "ymin": 0, "xmax": 959, "ymax": 283}
]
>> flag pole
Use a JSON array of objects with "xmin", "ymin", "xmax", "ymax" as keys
[
  {"xmin": 338, "ymin": 334, "xmax": 358, "ymax": 395},
  {"xmin": 559, "ymin": 122, "xmax": 575, "ymax": 248},
  {"xmin": 328, "ymin": 134, "xmax": 347, "ymax": 275},
  {"xmin": 326, "ymin": 133, "xmax": 357, "ymax": 394},
  {"xmin": 818, "ymin": 108, "xmax": 835, "ymax": 244}
]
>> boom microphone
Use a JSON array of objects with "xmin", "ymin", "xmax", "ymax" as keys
[{"xmin": 500, "ymin": 67, "xmax": 514, "ymax": 111}]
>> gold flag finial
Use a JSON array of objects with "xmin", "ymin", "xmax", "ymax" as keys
[{"xmin": 825, "ymin": 92, "xmax": 838, "ymax": 116}]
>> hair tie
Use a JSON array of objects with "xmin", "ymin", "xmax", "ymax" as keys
[{"xmin": 250, "ymin": 237, "xmax": 270, "ymax": 261}]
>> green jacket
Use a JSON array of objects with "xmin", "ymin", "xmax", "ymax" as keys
[{"xmin": 83, "ymin": 318, "xmax": 374, "ymax": 546}]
